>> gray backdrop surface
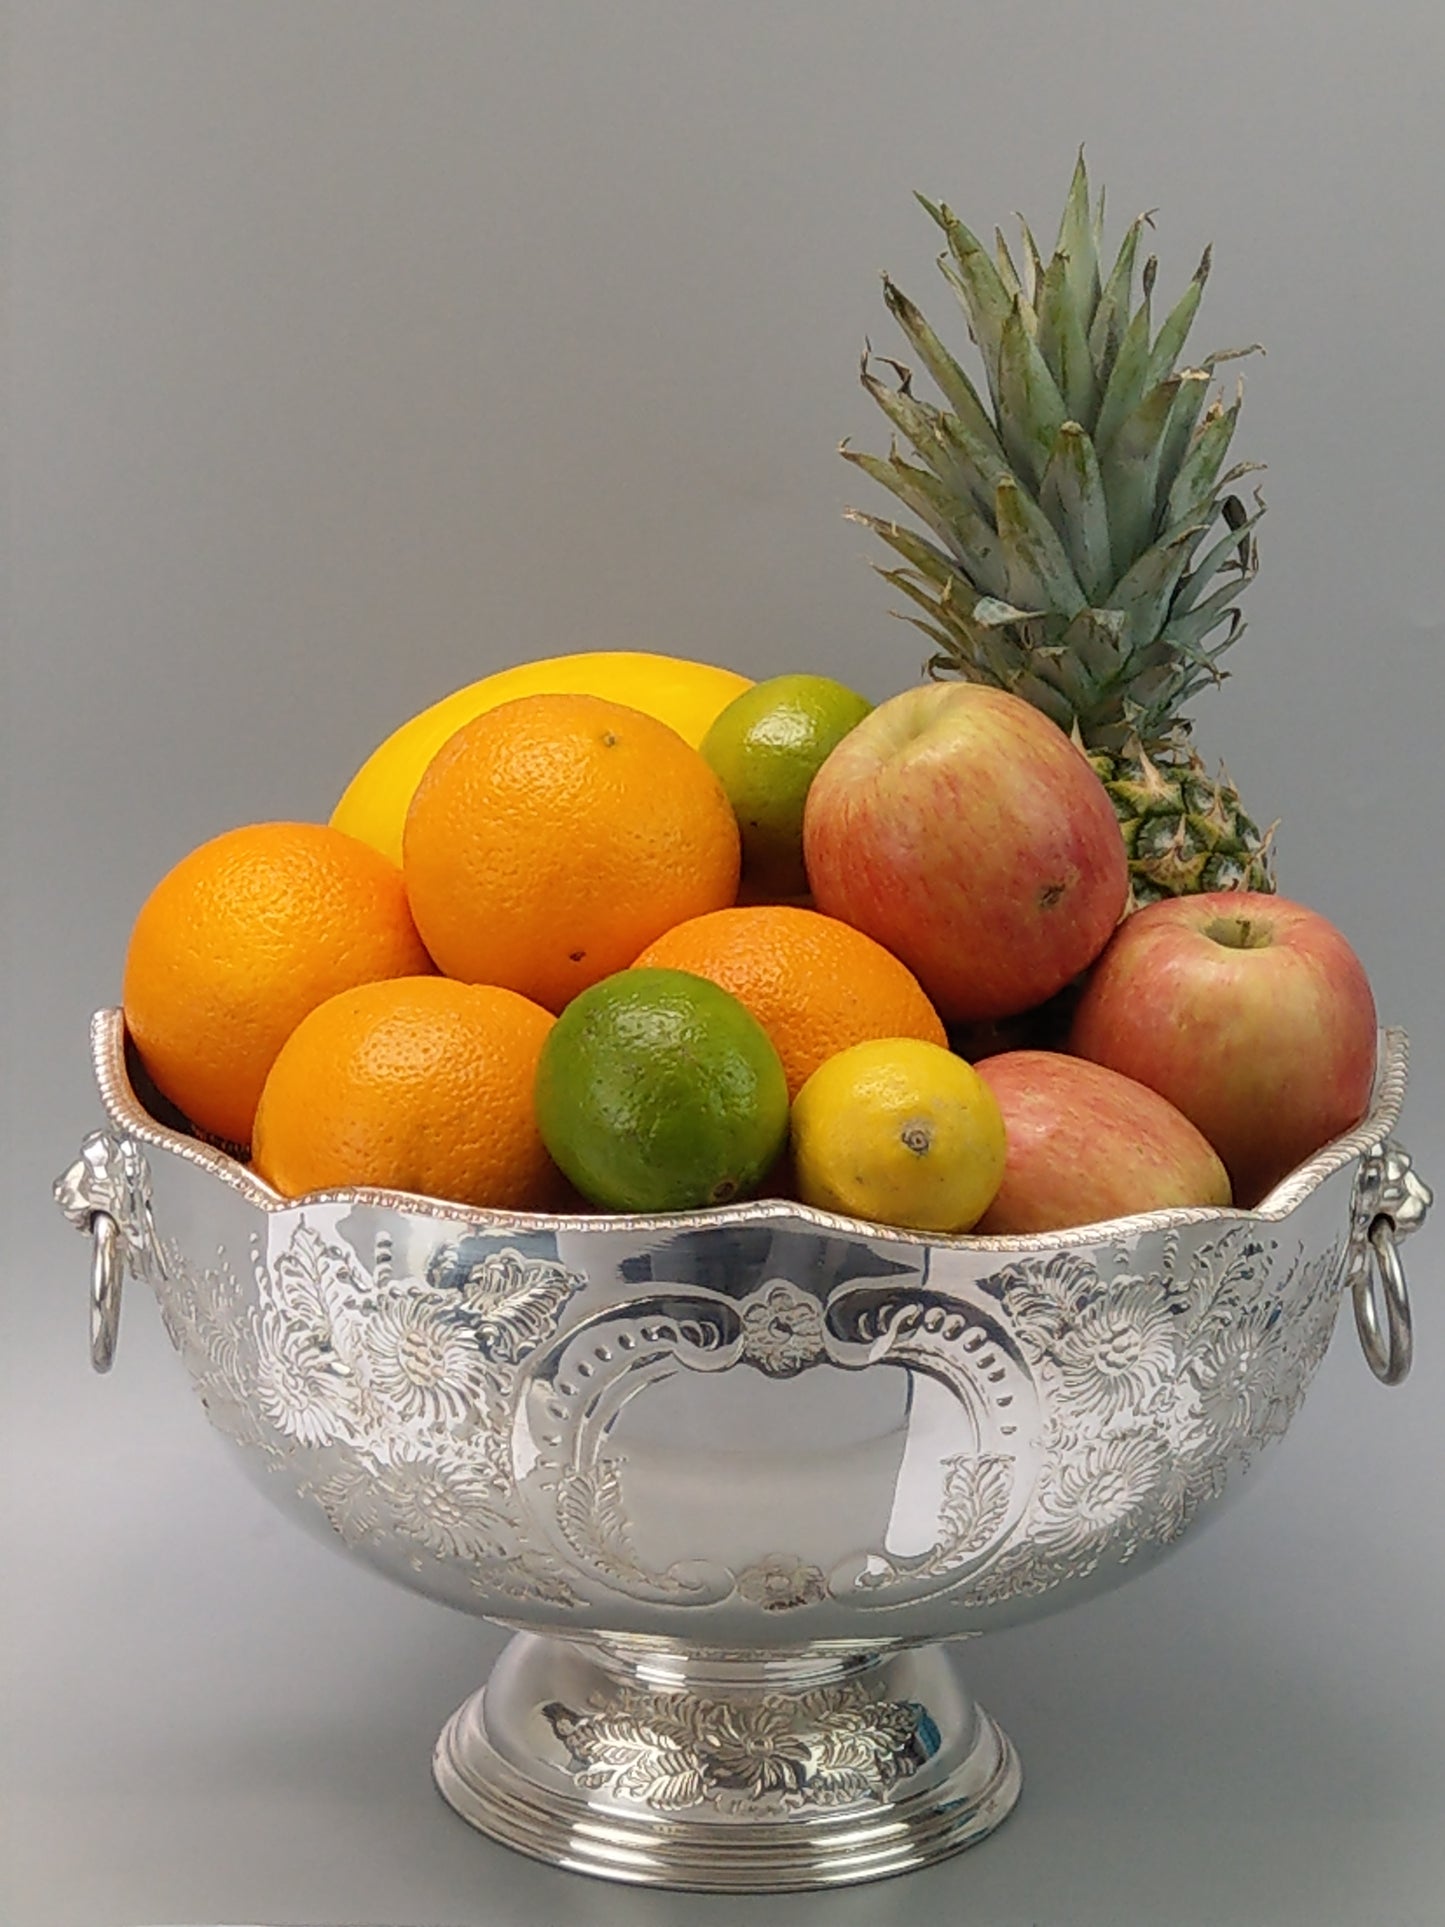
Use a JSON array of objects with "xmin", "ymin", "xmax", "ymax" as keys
[{"xmin": 5, "ymin": 3, "xmax": 1444, "ymax": 1923}]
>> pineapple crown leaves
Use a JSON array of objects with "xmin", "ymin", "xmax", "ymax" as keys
[{"xmin": 844, "ymin": 152, "xmax": 1266, "ymax": 753}]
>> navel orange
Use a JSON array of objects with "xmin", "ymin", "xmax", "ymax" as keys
[
  {"xmin": 122, "ymin": 822, "xmax": 433, "ymax": 1147},
  {"xmin": 332, "ymin": 651, "xmax": 752, "ymax": 866},
  {"xmin": 403, "ymin": 693, "xmax": 740, "ymax": 1011},
  {"xmin": 251, "ymin": 976, "xmax": 562, "ymax": 1207},
  {"xmin": 632, "ymin": 904, "xmax": 947, "ymax": 1098}
]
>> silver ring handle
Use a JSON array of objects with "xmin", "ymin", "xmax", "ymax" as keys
[
  {"xmin": 1353, "ymin": 1216, "xmax": 1414, "ymax": 1386},
  {"xmin": 54, "ymin": 1131, "xmax": 154, "ymax": 1375},
  {"xmin": 1348, "ymin": 1140, "xmax": 1429, "ymax": 1387},
  {"xmin": 89, "ymin": 1210, "xmax": 122, "ymax": 1374}
]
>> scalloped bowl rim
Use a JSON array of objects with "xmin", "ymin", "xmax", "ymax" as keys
[{"xmin": 89, "ymin": 1008, "xmax": 1407, "ymax": 1254}]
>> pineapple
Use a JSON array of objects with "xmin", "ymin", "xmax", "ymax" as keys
[{"xmin": 844, "ymin": 154, "xmax": 1276, "ymax": 906}]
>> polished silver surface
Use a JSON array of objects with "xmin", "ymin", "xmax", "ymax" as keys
[
  {"xmin": 54, "ymin": 1008, "xmax": 1429, "ymax": 1891},
  {"xmin": 54, "ymin": 1122, "xmax": 146, "ymax": 1373},
  {"xmin": 1347, "ymin": 1139, "xmax": 1431, "ymax": 1384},
  {"xmin": 88, "ymin": 1210, "xmax": 121, "ymax": 1373},
  {"xmin": 433, "ymin": 1635, "xmax": 1020, "ymax": 1890},
  {"xmin": 1358, "ymin": 1219, "xmax": 1413, "ymax": 1385}
]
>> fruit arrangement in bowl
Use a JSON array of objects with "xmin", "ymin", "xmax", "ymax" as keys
[
  {"xmin": 113, "ymin": 654, "xmax": 1381, "ymax": 1238},
  {"xmin": 56, "ymin": 160, "xmax": 1430, "ymax": 1893}
]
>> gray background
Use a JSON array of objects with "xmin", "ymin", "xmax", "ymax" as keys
[{"xmin": 5, "ymin": 2, "xmax": 1444, "ymax": 1923}]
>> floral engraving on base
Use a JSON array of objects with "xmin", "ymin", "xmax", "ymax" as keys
[
  {"xmin": 962, "ymin": 1230, "xmax": 1346, "ymax": 1606},
  {"xmin": 150, "ymin": 1216, "xmax": 589, "ymax": 1607},
  {"xmin": 543, "ymin": 1680, "xmax": 934, "ymax": 1813}
]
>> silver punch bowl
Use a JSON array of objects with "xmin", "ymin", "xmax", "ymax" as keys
[{"xmin": 56, "ymin": 1008, "xmax": 1431, "ymax": 1892}]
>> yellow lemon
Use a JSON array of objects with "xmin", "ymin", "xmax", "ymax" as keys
[
  {"xmin": 332, "ymin": 652, "xmax": 752, "ymax": 865},
  {"xmin": 791, "ymin": 1038, "xmax": 1006, "ymax": 1233}
]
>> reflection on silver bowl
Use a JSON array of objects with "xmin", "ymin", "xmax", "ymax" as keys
[{"xmin": 55, "ymin": 1010, "xmax": 1428, "ymax": 1891}]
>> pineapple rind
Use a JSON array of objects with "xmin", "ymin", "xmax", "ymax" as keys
[{"xmin": 1089, "ymin": 745, "xmax": 1277, "ymax": 908}]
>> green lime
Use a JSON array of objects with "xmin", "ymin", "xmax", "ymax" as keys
[
  {"xmin": 534, "ymin": 968, "xmax": 790, "ymax": 1213},
  {"xmin": 700, "ymin": 674, "xmax": 873, "ymax": 899}
]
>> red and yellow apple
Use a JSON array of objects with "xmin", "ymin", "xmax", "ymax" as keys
[
  {"xmin": 973, "ymin": 1049, "xmax": 1232, "ymax": 1233},
  {"xmin": 802, "ymin": 684, "xmax": 1128, "ymax": 1023},
  {"xmin": 1068, "ymin": 891, "xmax": 1377, "ymax": 1207}
]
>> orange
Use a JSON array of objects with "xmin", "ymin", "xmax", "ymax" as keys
[
  {"xmin": 251, "ymin": 977, "xmax": 562, "ymax": 1206},
  {"xmin": 403, "ymin": 693, "xmax": 741, "ymax": 1011},
  {"xmin": 332, "ymin": 651, "xmax": 752, "ymax": 866},
  {"xmin": 122, "ymin": 822, "xmax": 433, "ymax": 1148},
  {"xmin": 632, "ymin": 904, "xmax": 948, "ymax": 1099}
]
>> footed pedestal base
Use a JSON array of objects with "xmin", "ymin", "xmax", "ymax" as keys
[{"xmin": 433, "ymin": 1633, "xmax": 1021, "ymax": 1891}]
